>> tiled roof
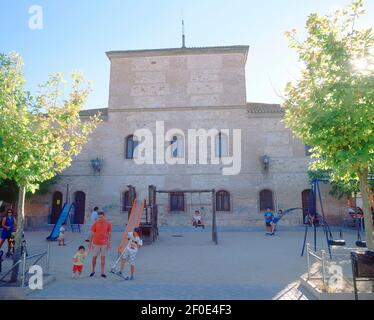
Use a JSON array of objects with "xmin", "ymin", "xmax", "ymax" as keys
[
  {"xmin": 247, "ymin": 103, "xmax": 283, "ymax": 113},
  {"xmin": 79, "ymin": 108, "xmax": 108, "ymax": 117}
]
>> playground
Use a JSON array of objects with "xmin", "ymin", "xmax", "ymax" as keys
[
  {"xmin": 0, "ymin": 182, "xmax": 373, "ymax": 300},
  {"xmin": 0, "ymin": 225, "xmax": 367, "ymax": 300}
]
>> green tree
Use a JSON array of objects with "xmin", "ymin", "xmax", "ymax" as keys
[
  {"xmin": 308, "ymin": 169, "xmax": 374, "ymax": 199},
  {"xmin": 0, "ymin": 53, "xmax": 101, "ymax": 282},
  {"xmin": 0, "ymin": 176, "xmax": 60, "ymax": 203},
  {"xmin": 284, "ymin": 0, "xmax": 374, "ymax": 250}
]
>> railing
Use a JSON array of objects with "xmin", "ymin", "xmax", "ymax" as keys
[
  {"xmin": 305, "ymin": 243, "xmax": 369, "ymax": 293},
  {"xmin": 306, "ymin": 243, "xmax": 327, "ymax": 284},
  {"xmin": 0, "ymin": 242, "xmax": 50, "ymax": 288}
]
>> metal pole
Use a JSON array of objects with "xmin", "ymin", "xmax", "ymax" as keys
[
  {"xmin": 21, "ymin": 251, "xmax": 27, "ymax": 288},
  {"xmin": 212, "ymin": 189, "xmax": 217, "ymax": 245},
  {"xmin": 306, "ymin": 243, "xmax": 310, "ymax": 280},
  {"xmin": 321, "ymin": 250, "xmax": 326, "ymax": 285},
  {"xmin": 46, "ymin": 241, "xmax": 50, "ymax": 276},
  {"xmin": 301, "ymin": 224, "xmax": 309, "ymax": 256},
  {"xmin": 314, "ymin": 223, "xmax": 317, "ymax": 252}
]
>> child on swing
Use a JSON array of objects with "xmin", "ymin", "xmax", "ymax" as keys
[
  {"xmin": 192, "ymin": 210, "xmax": 204, "ymax": 229},
  {"xmin": 119, "ymin": 227, "xmax": 143, "ymax": 280}
]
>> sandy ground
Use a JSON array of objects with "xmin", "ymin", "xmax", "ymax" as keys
[{"xmin": 0, "ymin": 226, "xmax": 363, "ymax": 299}]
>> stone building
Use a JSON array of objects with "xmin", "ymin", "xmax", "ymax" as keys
[{"xmin": 25, "ymin": 45, "xmax": 346, "ymax": 228}]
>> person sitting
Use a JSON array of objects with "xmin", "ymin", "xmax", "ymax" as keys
[{"xmin": 192, "ymin": 210, "xmax": 204, "ymax": 229}]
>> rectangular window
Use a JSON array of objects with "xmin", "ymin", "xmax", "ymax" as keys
[{"xmin": 170, "ymin": 192, "xmax": 184, "ymax": 212}]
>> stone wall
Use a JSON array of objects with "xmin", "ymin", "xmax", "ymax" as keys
[{"xmin": 24, "ymin": 46, "xmax": 346, "ymax": 227}]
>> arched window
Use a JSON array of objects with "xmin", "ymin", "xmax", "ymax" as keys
[
  {"xmin": 171, "ymin": 135, "xmax": 184, "ymax": 158},
  {"xmin": 259, "ymin": 189, "xmax": 274, "ymax": 211},
  {"xmin": 216, "ymin": 190, "xmax": 230, "ymax": 212},
  {"xmin": 122, "ymin": 191, "xmax": 130, "ymax": 212},
  {"xmin": 215, "ymin": 132, "xmax": 229, "ymax": 158},
  {"xmin": 125, "ymin": 135, "xmax": 138, "ymax": 159},
  {"xmin": 170, "ymin": 192, "xmax": 185, "ymax": 212},
  {"xmin": 122, "ymin": 187, "xmax": 136, "ymax": 217}
]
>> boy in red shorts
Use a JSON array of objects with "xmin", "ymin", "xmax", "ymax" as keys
[{"xmin": 72, "ymin": 245, "xmax": 87, "ymax": 278}]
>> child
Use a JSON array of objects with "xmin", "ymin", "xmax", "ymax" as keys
[
  {"xmin": 72, "ymin": 245, "xmax": 88, "ymax": 278},
  {"xmin": 119, "ymin": 228, "xmax": 143, "ymax": 280},
  {"xmin": 264, "ymin": 208, "xmax": 274, "ymax": 234},
  {"xmin": 192, "ymin": 210, "xmax": 204, "ymax": 229},
  {"xmin": 271, "ymin": 209, "xmax": 284, "ymax": 234},
  {"xmin": 58, "ymin": 223, "xmax": 66, "ymax": 246}
]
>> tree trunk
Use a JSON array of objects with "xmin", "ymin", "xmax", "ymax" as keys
[
  {"xmin": 10, "ymin": 185, "xmax": 26, "ymax": 283},
  {"xmin": 358, "ymin": 169, "xmax": 374, "ymax": 251}
]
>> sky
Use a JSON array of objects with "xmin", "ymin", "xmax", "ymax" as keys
[{"xmin": 0, "ymin": 0, "xmax": 373, "ymax": 109}]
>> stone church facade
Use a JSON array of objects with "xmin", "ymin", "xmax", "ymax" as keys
[{"xmin": 25, "ymin": 45, "xmax": 346, "ymax": 228}]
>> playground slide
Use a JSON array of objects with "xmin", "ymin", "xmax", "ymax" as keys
[
  {"xmin": 46, "ymin": 203, "xmax": 74, "ymax": 241},
  {"xmin": 117, "ymin": 199, "xmax": 145, "ymax": 253}
]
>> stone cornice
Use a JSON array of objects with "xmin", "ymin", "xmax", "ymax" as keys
[{"xmin": 106, "ymin": 45, "xmax": 250, "ymax": 63}]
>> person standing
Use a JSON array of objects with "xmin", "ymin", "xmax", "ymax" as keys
[
  {"xmin": 118, "ymin": 228, "xmax": 143, "ymax": 280},
  {"xmin": 0, "ymin": 209, "xmax": 16, "ymax": 250},
  {"xmin": 89, "ymin": 211, "xmax": 112, "ymax": 278},
  {"xmin": 264, "ymin": 207, "xmax": 274, "ymax": 234},
  {"xmin": 57, "ymin": 223, "xmax": 66, "ymax": 246},
  {"xmin": 85, "ymin": 207, "xmax": 99, "ymax": 242}
]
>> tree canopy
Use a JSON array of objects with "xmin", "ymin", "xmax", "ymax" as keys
[
  {"xmin": 284, "ymin": 0, "xmax": 374, "ymax": 249},
  {"xmin": 0, "ymin": 52, "xmax": 101, "ymax": 282}
]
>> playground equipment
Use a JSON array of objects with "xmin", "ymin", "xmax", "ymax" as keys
[
  {"xmin": 117, "ymin": 199, "xmax": 146, "ymax": 253},
  {"xmin": 191, "ymin": 193, "xmax": 205, "ymax": 229},
  {"xmin": 151, "ymin": 186, "xmax": 218, "ymax": 245},
  {"xmin": 356, "ymin": 226, "xmax": 367, "ymax": 248},
  {"xmin": 110, "ymin": 199, "xmax": 145, "ymax": 278},
  {"xmin": 0, "ymin": 250, "xmax": 3, "ymax": 273},
  {"xmin": 301, "ymin": 179, "xmax": 346, "ymax": 259},
  {"xmin": 46, "ymin": 203, "xmax": 80, "ymax": 241}
]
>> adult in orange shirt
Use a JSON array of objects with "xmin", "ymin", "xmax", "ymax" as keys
[{"xmin": 89, "ymin": 211, "xmax": 112, "ymax": 278}]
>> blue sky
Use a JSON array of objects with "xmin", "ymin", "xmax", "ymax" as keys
[{"xmin": 1, "ymin": 0, "xmax": 373, "ymax": 109}]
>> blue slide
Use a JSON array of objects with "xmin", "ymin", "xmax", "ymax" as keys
[{"xmin": 46, "ymin": 203, "xmax": 74, "ymax": 241}]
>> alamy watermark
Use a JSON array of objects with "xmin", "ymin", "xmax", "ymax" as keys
[
  {"xmin": 28, "ymin": 265, "xmax": 43, "ymax": 290},
  {"xmin": 28, "ymin": 5, "xmax": 43, "ymax": 30},
  {"xmin": 132, "ymin": 121, "xmax": 242, "ymax": 176},
  {"xmin": 327, "ymin": 264, "xmax": 344, "ymax": 292}
]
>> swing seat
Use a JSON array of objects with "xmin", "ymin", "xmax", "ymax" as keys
[
  {"xmin": 356, "ymin": 240, "xmax": 367, "ymax": 248},
  {"xmin": 328, "ymin": 239, "xmax": 346, "ymax": 246},
  {"xmin": 192, "ymin": 220, "xmax": 205, "ymax": 229}
]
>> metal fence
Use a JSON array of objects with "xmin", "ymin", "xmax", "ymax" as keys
[
  {"xmin": 0, "ymin": 242, "xmax": 50, "ymax": 287},
  {"xmin": 305, "ymin": 243, "xmax": 371, "ymax": 293}
]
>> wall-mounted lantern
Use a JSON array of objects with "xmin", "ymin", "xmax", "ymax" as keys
[
  {"xmin": 91, "ymin": 157, "xmax": 102, "ymax": 174},
  {"xmin": 260, "ymin": 155, "xmax": 270, "ymax": 171}
]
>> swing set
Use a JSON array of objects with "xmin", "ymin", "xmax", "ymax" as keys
[
  {"xmin": 301, "ymin": 178, "xmax": 371, "ymax": 259},
  {"xmin": 151, "ymin": 186, "xmax": 218, "ymax": 245},
  {"xmin": 301, "ymin": 179, "xmax": 346, "ymax": 258}
]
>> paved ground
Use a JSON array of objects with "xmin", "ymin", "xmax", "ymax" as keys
[{"xmin": 0, "ymin": 226, "xmax": 362, "ymax": 299}]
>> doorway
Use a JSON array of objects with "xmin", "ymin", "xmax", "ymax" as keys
[
  {"xmin": 302, "ymin": 189, "xmax": 315, "ymax": 223},
  {"xmin": 74, "ymin": 191, "xmax": 86, "ymax": 224},
  {"xmin": 50, "ymin": 191, "xmax": 63, "ymax": 224}
]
